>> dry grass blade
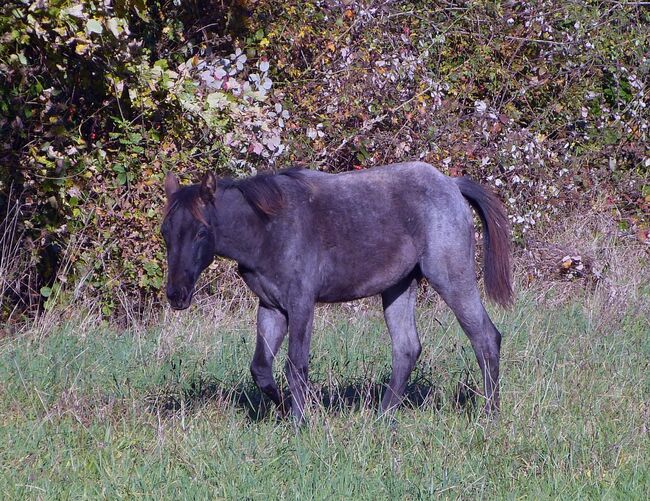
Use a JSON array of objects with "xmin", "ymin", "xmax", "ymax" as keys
[{"xmin": 0, "ymin": 186, "xmax": 39, "ymax": 329}]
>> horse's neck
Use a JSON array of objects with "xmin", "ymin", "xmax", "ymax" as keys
[{"xmin": 213, "ymin": 188, "xmax": 264, "ymax": 268}]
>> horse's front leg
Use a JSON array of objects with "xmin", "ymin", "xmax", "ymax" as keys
[
  {"xmin": 250, "ymin": 302, "xmax": 288, "ymax": 415},
  {"xmin": 285, "ymin": 303, "xmax": 315, "ymax": 425}
]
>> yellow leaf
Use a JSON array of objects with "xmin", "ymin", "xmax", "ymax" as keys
[{"xmin": 75, "ymin": 43, "xmax": 89, "ymax": 55}]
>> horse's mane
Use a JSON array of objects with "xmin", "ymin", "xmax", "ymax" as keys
[
  {"xmin": 164, "ymin": 185, "xmax": 207, "ymax": 225},
  {"xmin": 218, "ymin": 167, "xmax": 311, "ymax": 218},
  {"xmin": 165, "ymin": 168, "xmax": 311, "ymax": 225}
]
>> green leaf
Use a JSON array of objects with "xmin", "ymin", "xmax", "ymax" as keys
[
  {"xmin": 127, "ymin": 132, "xmax": 142, "ymax": 144},
  {"xmin": 63, "ymin": 5, "xmax": 85, "ymax": 18},
  {"xmin": 40, "ymin": 286, "xmax": 52, "ymax": 298},
  {"xmin": 207, "ymin": 92, "xmax": 228, "ymax": 109},
  {"xmin": 132, "ymin": 0, "xmax": 151, "ymax": 22},
  {"xmin": 86, "ymin": 19, "xmax": 103, "ymax": 34},
  {"xmin": 107, "ymin": 17, "xmax": 120, "ymax": 37}
]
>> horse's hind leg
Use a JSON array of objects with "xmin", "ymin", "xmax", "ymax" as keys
[
  {"xmin": 446, "ymin": 288, "xmax": 501, "ymax": 413},
  {"xmin": 381, "ymin": 274, "xmax": 421, "ymax": 414},
  {"xmin": 426, "ymin": 263, "xmax": 502, "ymax": 413},
  {"xmin": 251, "ymin": 302, "xmax": 288, "ymax": 414}
]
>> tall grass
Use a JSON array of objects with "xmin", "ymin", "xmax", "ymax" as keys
[
  {"xmin": 0, "ymin": 187, "xmax": 35, "ymax": 325},
  {"xmin": 1, "ymin": 273, "xmax": 648, "ymax": 499}
]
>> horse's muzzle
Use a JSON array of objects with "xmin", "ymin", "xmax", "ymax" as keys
[{"xmin": 166, "ymin": 285, "xmax": 193, "ymax": 310}]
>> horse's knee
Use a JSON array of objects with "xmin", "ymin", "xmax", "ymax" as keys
[
  {"xmin": 492, "ymin": 325, "xmax": 502, "ymax": 350},
  {"xmin": 414, "ymin": 339, "xmax": 422, "ymax": 359},
  {"xmin": 407, "ymin": 341, "xmax": 422, "ymax": 363},
  {"xmin": 285, "ymin": 361, "xmax": 308, "ymax": 388},
  {"xmin": 479, "ymin": 320, "xmax": 502, "ymax": 357},
  {"xmin": 250, "ymin": 361, "xmax": 271, "ymax": 388},
  {"xmin": 396, "ymin": 337, "xmax": 421, "ymax": 366}
]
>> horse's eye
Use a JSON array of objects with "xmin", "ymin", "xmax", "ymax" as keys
[{"xmin": 197, "ymin": 229, "xmax": 209, "ymax": 240}]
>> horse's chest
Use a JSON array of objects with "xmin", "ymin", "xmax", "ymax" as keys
[{"xmin": 237, "ymin": 266, "xmax": 282, "ymax": 307}]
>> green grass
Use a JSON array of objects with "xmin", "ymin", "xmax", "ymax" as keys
[{"xmin": 1, "ymin": 288, "xmax": 648, "ymax": 500}]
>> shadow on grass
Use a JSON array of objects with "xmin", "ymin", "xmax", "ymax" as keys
[{"xmin": 146, "ymin": 370, "xmax": 479, "ymax": 422}]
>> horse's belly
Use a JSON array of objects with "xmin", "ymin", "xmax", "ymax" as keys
[{"xmin": 316, "ymin": 244, "xmax": 419, "ymax": 302}]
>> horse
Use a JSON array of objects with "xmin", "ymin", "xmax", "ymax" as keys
[{"xmin": 161, "ymin": 162, "xmax": 512, "ymax": 423}]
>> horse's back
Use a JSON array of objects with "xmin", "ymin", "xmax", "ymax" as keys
[
  {"xmin": 302, "ymin": 162, "xmax": 468, "ymax": 226},
  {"xmin": 300, "ymin": 161, "xmax": 455, "ymax": 199},
  {"xmin": 288, "ymin": 162, "xmax": 473, "ymax": 302}
]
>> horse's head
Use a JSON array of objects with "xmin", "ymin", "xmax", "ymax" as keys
[{"xmin": 161, "ymin": 171, "xmax": 218, "ymax": 310}]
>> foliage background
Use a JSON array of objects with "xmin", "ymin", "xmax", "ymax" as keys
[{"xmin": 1, "ymin": 0, "xmax": 648, "ymax": 322}]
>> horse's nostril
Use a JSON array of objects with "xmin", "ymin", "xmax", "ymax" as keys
[{"xmin": 167, "ymin": 286, "xmax": 190, "ymax": 306}]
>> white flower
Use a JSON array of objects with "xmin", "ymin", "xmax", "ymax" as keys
[
  {"xmin": 474, "ymin": 100, "xmax": 487, "ymax": 114},
  {"xmin": 261, "ymin": 77, "xmax": 272, "ymax": 90},
  {"xmin": 264, "ymin": 135, "xmax": 281, "ymax": 151},
  {"xmin": 235, "ymin": 55, "xmax": 247, "ymax": 71},
  {"xmin": 306, "ymin": 124, "xmax": 325, "ymax": 140}
]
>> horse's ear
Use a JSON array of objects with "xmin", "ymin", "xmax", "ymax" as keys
[
  {"xmin": 200, "ymin": 171, "xmax": 218, "ymax": 203},
  {"xmin": 165, "ymin": 171, "xmax": 180, "ymax": 199}
]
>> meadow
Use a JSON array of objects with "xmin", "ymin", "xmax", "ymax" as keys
[{"xmin": 1, "ymin": 230, "xmax": 648, "ymax": 499}]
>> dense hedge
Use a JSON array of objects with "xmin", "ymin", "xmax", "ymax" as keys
[{"xmin": 1, "ymin": 0, "xmax": 648, "ymax": 321}]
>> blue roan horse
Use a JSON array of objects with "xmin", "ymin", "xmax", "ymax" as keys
[{"xmin": 161, "ymin": 162, "xmax": 512, "ymax": 423}]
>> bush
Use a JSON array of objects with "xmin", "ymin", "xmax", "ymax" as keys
[
  {"xmin": 250, "ymin": 1, "xmax": 649, "ymax": 236},
  {"xmin": 1, "ymin": 0, "xmax": 291, "ymax": 319},
  {"xmin": 1, "ymin": 0, "xmax": 648, "ymax": 322}
]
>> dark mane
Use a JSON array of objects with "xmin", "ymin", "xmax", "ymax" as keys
[
  {"xmin": 164, "ymin": 168, "xmax": 311, "ymax": 225},
  {"xmin": 164, "ymin": 185, "xmax": 208, "ymax": 225},
  {"xmin": 218, "ymin": 167, "xmax": 311, "ymax": 218}
]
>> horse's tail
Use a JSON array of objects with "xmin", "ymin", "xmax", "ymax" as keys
[{"xmin": 455, "ymin": 177, "xmax": 513, "ymax": 307}]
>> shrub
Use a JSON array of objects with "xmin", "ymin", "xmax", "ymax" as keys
[{"xmin": 1, "ymin": 1, "xmax": 648, "ymax": 321}]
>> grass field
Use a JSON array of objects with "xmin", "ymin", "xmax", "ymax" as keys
[{"xmin": 1, "ymin": 278, "xmax": 648, "ymax": 500}]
